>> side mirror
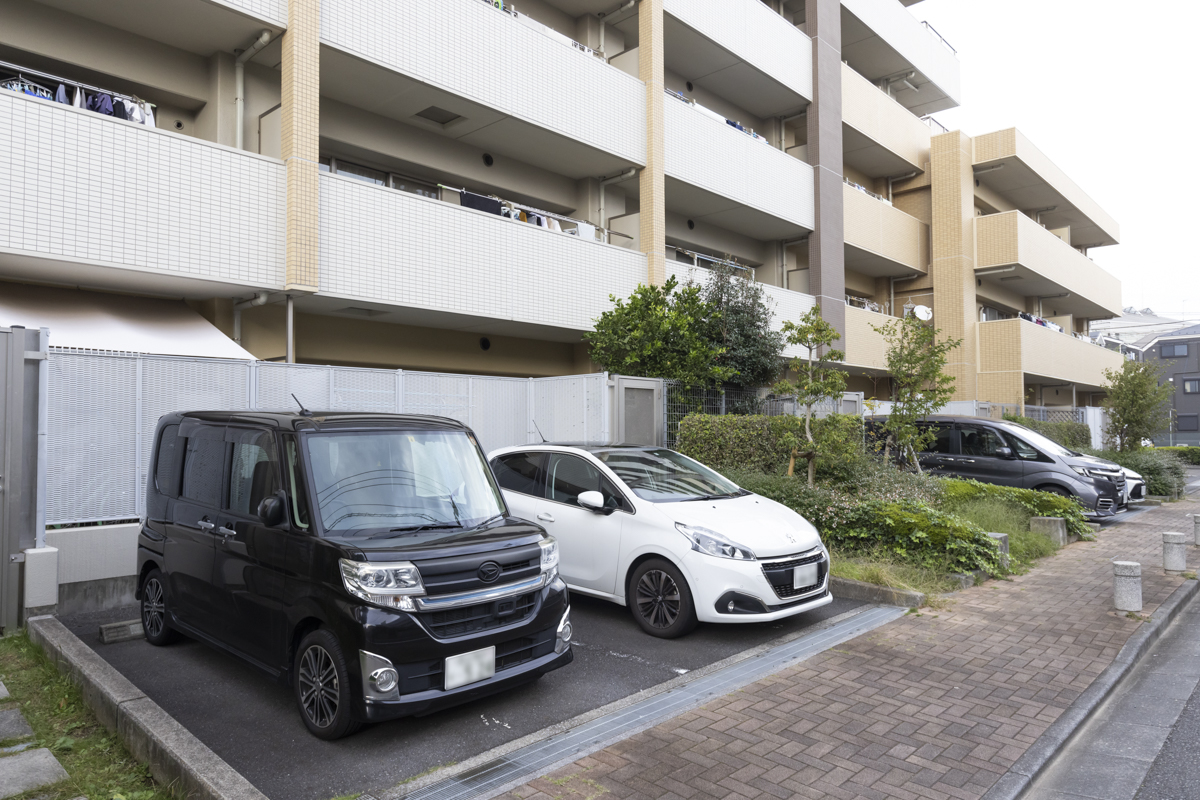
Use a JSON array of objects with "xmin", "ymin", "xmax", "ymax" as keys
[
  {"xmin": 577, "ymin": 491, "xmax": 606, "ymax": 513},
  {"xmin": 257, "ymin": 492, "xmax": 286, "ymax": 527},
  {"xmin": 995, "ymin": 447, "xmax": 1015, "ymax": 460}
]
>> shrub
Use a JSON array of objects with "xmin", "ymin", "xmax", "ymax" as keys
[
  {"xmin": 944, "ymin": 496, "xmax": 1032, "ymax": 537},
  {"xmin": 940, "ymin": 478, "xmax": 1092, "ymax": 539},
  {"xmin": 1158, "ymin": 446, "xmax": 1200, "ymax": 466},
  {"xmin": 1083, "ymin": 448, "xmax": 1187, "ymax": 497},
  {"xmin": 678, "ymin": 413, "xmax": 866, "ymax": 476},
  {"xmin": 1002, "ymin": 414, "xmax": 1092, "ymax": 451}
]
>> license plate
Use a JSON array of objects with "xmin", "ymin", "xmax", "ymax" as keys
[
  {"xmin": 793, "ymin": 563, "xmax": 818, "ymax": 589},
  {"xmin": 444, "ymin": 646, "xmax": 496, "ymax": 690}
]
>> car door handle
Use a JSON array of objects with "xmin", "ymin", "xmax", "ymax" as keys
[
  {"xmin": 197, "ymin": 520, "xmax": 215, "ymax": 530},
  {"xmin": 217, "ymin": 526, "xmax": 237, "ymax": 537},
  {"xmin": 537, "ymin": 513, "xmax": 555, "ymax": 523}
]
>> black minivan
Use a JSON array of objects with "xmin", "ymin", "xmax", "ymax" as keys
[{"xmin": 137, "ymin": 411, "xmax": 573, "ymax": 739}]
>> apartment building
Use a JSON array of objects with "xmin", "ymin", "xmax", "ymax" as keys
[
  {"xmin": 0, "ymin": 0, "xmax": 1123, "ymax": 407},
  {"xmin": 1135, "ymin": 325, "xmax": 1200, "ymax": 446}
]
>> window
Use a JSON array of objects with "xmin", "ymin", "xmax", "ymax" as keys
[
  {"xmin": 226, "ymin": 429, "xmax": 279, "ymax": 516},
  {"xmin": 391, "ymin": 174, "xmax": 438, "ymax": 199},
  {"xmin": 1008, "ymin": 435, "xmax": 1042, "ymax": 461},
  {"xmin": 493, "ymin": 453, "xmax": 544, "ymax": 497},
  {"xmin": 958, "ymin": 424, "xmax": 1009, "ymax": 458},
  {"xmin": 917, "ymin": 423, "xmax": 953, "ymax": 454},
  {"xmin": 545, "ymin": 454, "xmax": 628, "ymax": 512},
  {"xmin": 1183, "ymin": 379, "xmax": 1200, "ymax": 395},
  {"xmin": 335, "ymin": 160, "xmax": 386, "ymax": 186},
  {"xmin": 1163, "ymin": 344, "xmax": 1188, "ymax": 358},
  {"xmin": 1179, "ymin": 415, "xmax": 1200, "ymax": 433},
  {"xmin": 154, "ymin": 424, "xmax": 181, "ymax": 497},
  {"xmin": 595, "ymin": 448, "xmax": 738, "ymax": 502},
  {"xmin": 181, "ymin": 426, "xmax": 227, "ymax": 507}
]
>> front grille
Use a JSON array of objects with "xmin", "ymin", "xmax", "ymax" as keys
[
  {"xmin": 416, "ymin": 543, "xmax": 542, "ymax": 595},
  {"xmin": 420, "ymin": 591, "xmax": 538, "ymax": 639},
  {"xmin": 1098, "ymin": 498, "xmax": 1115, "ymax": 510},
  {"xmin": 761, "ymin": 550, "xmax": 828, "ymax": 600}
]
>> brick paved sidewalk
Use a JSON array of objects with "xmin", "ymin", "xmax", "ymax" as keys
[{"xmin": 502, "ymin": 498, "xmax": 1199, "ymax": 800}]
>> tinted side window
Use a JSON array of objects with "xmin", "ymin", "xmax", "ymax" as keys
[
  {"xmin": 958, "ymin": 424, "xmax": 1009, "ymax": 457},
  {"xmin": 918, "ymin": 424, "xmax": 953, "ymax": 454},
  {"xmin": 181, "ymin": 425, "xmax": 227, "ymax": 507},
  {"xmin": 226, "ymin": 429, "xmax": 280, "ymax": 516},
  {"xmin": 493, "ymin": 453, "xmax": 545, "ymax": 497},
  {"xmin": 154, "ymin": 424, "xmax": 182, "ymax": 497},
  {"xmin": 546, "ymin": 454, "xmax": 629, "ymax": 512}
]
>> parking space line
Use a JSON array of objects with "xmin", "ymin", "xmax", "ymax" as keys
[{"xmin": 373, "ymin": 604, "xmax": 906, "ymax": 800}]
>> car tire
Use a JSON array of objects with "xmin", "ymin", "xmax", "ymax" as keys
[
  {"xmin": 294, "ymin": 629, "xmax": 362, "ymax": 740},
  {"xmin": 629, "ymin": 558, "xmax": 698, "ymax": 639},
  {"xmin": 141, "ymin": 568, "xmax": 179, "ymax": 646}
]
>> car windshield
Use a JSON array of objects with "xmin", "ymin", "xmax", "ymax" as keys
[
  {"xmin": 303, "ymin": 430, "xmax": 505, "ymax": 536},
  {"xmin": 594, "ymin": 448, "xmax": 741, "ymax": 502},
  {"xmin": 1003, "ymin": 424, "xmax": 1078, "ymax": 459}
]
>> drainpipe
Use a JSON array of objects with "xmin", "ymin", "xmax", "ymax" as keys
[
  {"xmin": 887, "ymin": 171, "xmax": 918, "ymax": 203},
  {"xmin": 232, "ymin": 291, "xmax": 270, "ymax": 346},
  {"xmin": 35, "ymin": 327, "xmax": 48, "ymax": 549},
  {"xmin": 286, "ymin": 295, "xmax": 295, "ymax": 363},
  {"xmin": 779, "ymin": 235, "xmax": 809, "ymax": 288},
  {"xmin": 597, "ymin": 0, "xmax": 636, "ymax": 58},
  {"xmin": 235, "ymin": 30, "xmax": 272, "ymax": 151},
  {"xmin": 597, "ymin": 167, "xmax": 637, "ymax": 243}
]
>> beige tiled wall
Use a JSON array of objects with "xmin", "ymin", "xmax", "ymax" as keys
[
  {"xmin": 978, "ymin": 318, "xmax": 1125, "ymax": 395},
  {"xmin": 843, "ymin": 183, "xmax": 929, "ymax": 273},
  {"xmin": 844, "ymin": 305, "xmax": 892, "ymax": 369},
  {"xmin": 640, "ymin": 0, "xmax": 666, "ymax": 286},
  {"xmin": 840, "ymin": 62, "xmax": 931, "ymax": 171},
  {"xmin": 929, "ymin": 130, "xmax": 977, "ymax": 400},
  {"xmin": 282, "ymin": 0, "xmax": 320, "ymax": 292}
]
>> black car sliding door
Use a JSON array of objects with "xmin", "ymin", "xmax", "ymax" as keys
[{"xmin": 166, "ymin": 422, "xmax": 227, "ymax": 638}]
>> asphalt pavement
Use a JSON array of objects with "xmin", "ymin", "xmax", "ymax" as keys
[{"xmin": 62, "ymin": 592, "xmax": 860, "ymax": 800}]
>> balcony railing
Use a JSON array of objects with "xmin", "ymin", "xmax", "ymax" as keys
[{"xmin": 921, "ymin": 21, "xmax": 957, "ymax": 56}]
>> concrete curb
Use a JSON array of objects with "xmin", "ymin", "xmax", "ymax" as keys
[
  {"xmin": 979, "ymin": 576, "xmax": 1200, "ymax": 800},
  {"xmin": 26, "ymin": 616, "xmax": 268, "ymax": 800},
  {"xmin": 829, "ymin": 576, "xmax": 925, "ymax": 607}
]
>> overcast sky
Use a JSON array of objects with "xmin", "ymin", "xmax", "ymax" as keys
[{"xmin": 915, "ymin": 0, "xmax": 1200, "ymax": 323}]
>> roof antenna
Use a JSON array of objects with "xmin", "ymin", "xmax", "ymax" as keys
[
  {"xmin": 532, "ymin": 419, "xmax": 547, "ymax": 443},
  {"xmin": 292, "ymin": 393, "xmax": 313, "ymax": 417}
]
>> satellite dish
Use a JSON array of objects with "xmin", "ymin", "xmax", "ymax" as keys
[{"xmin": 913, "ymin": 305, "xmax": 933, "ymax": 321}]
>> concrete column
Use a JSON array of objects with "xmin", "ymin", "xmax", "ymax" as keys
[
  {"xmin": 1194, "ymin": 514, "xmax": 1200, "ymax": 546},
  {"xmin": 1163, "ymin": 532, "xmax": 1188, "ymax": 574},
  {"xmin": 929, "ymin": 131, "xmax": 979, "ymax": 401},
  {"xmin": 638, "ymin": 0, "xmax": 667, "ymax": 287},
  {"xmin": 282, "ymin": 0, "xmax": 321, "ymax": 293},
  {"xmin": 804, "ymin": 0, "xmax": 845, "ymax": 338},
  {"xmin": 1113, "ymin": 561, "xmax": 1141, "ymax": 612}
]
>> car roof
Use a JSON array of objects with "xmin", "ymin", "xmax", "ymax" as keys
[
  {"xmin": 864, "ymin": 414, "xmax": 1021, "ymax": 427},
  {"xmin": 489, "ymin": 442, "xmax": 661, "ymax": 455},
  {"xmin": 164, "ymin": 410, "xmax": 471, "ymax": 433}
]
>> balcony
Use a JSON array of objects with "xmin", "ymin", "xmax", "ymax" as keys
[
  {"xmin": 841, "ymin": 62, "xmax": 930, "ymax": 176},
  {"xmin": 316, "ymin": 173, "xmax": 649, "ymax": 339},
  {"xmin": 319, "ymin": 0, "xmax": 646, "ymax": 179},
  {"xmin": 663, "ymin": 95, "xmax": 814, "ymax": 240},
  {"xmin": 0, "ymin": 90, "xmax": 285, "ymax": 296},
  {"xmin": 844, "ymin": 305, "xmax": 892, "ymax": 371},
  {"xmin": 979, "ymin": 318, "xmax": 1125, "ymax": 391},
  {"xmin": 843, "ymin": 181, "xmax": 928, "ymax": 277},
  {"xmin": 975, "ymin": 212, "xmax": 1122, "ymax": 319},
  {"xmin": 840, "ymin": 0, "xmax": 961, "ymax": 116},
  {"xmin": 973, "ymin": 129, "xmax": 1119, "ymax": 248},
  {"xmin": 661, "ymin": 0, "xmax": 812, "ymax": 117}
]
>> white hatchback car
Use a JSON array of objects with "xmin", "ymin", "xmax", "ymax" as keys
[{"xmin": 487, "ymin": 444, "xmax": 832, "ymax": 638}]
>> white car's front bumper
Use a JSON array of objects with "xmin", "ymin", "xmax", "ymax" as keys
[{"xmin": 684, "ymin": 549, "xmax": 833, "ymax": 624}]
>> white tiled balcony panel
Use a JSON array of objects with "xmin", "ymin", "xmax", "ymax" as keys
[
  {"xmin": 663, "ymin": 0, "xmax": 812, "ymax": 116},
  {"xmin": 0, "ymin": 92, "xmax": 285, "ymax": 294},
  {"xmin": 215, "ymin": 0, "xmax": 287, "ymax": 27},
  {"xmin": 664, "ymin": 97, "xmax": 815, "ymax": 239},
  {"xmin": 319, "ymin": 173, "xmax": 650, "ymax": 335},
  {"xmin": 320, "ymin": 0, "xmax": 646, "ymax": 174}
]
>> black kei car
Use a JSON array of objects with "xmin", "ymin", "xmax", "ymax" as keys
[{"xmin": 137, "ymin": 411, "xmax": 573, "ymax": 739}]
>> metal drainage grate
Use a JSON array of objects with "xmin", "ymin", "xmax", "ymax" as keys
[{"xmin": 375, "ymin": 604, "xmax": 906, "ymax": 800}]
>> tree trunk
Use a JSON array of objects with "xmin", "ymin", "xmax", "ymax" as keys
[
  {"xmin": 807, "ymin": 453, "xmax": 816, "ymax": 488},
  {"xmin": 787, "ymin": 447, "xmax": 796, "ymax": 477}
]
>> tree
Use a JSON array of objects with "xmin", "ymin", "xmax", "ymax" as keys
[
  {"xmin": 584, "ymin": 276, "xmax": 735, "ymax": 387},
  {"xmin": 772, "ymin": 305, "xmax": 846, "ymax": 487},
  {"xmin": 1103, "ymin": 360, "xmax": 1173, "ymax": 451},
  {"xmin": 872, "ymin": 314, "xmax": 962, "ymax": 467},
  {"xmin": 690, "ymin": 261, "xmax": 785, "ymax": 388}
]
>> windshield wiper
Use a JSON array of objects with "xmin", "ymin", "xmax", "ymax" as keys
[
  {"xmin": 688, "ymin": 492, "xmax": 740, "ymax": 501},
  {"xmin": 366, "ymin": 522, "xmax": 462, "ymax": 540}
]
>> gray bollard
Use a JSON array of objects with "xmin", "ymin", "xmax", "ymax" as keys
[
  {"xmin": 1163, "ymin": 532, "xmax": 1189, "ymax": 574},
  {"xmin": 1194, "ymin": 515, "xmax": 1200, "ymax": 546},
  {"xmin": 1114, "ymin": 561, "xmax": 1142, "ymax": 611}
]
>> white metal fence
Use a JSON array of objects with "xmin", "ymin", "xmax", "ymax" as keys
[{"xmin": 46, "ymin": 349, "xmax": 610, "ymax": 526}]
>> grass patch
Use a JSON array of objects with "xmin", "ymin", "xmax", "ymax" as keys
[
  {"xmin": 0, "ymin": 631, "xmax": 171, "ymax": 800},
  {"xmin": 828, "ymin": 546, "xmax": 963, "ymax": 600},
  {"xmin": 943, "ymin": 495, "xmax": 1060, "ymax": 574}
]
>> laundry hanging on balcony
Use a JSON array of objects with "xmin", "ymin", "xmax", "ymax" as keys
[
  {"xmin": 1, "ymin": 60, "xmax": 157, "ymax": 128},
  {"xmin": 1018, "ymin": 311, "xmax": 1064, "ymax": 333}
]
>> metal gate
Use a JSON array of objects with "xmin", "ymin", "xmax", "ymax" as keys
[{"xmin": 46, "ymin": 350, "xmax": 613, "ymax": 527}]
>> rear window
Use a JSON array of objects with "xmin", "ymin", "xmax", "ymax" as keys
[
  {"xmin": 154, "ymin": 424, "xmax": 181, "ymax": 497},
  {"xmin": 181, "ymin": 426, "xmax": 226, "ymax": 507}
]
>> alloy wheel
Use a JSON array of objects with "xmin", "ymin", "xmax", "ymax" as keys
[
  {"xmin": 142, "ymin": 578, "xmax": 165, "ymax": 639},
  {"xmin": 298, "ymin": 644, "xmax": 340, "ymax": 729},
  {"xmin": 636, "ymin": 569, "xmax": 680, "ymax": 629}
]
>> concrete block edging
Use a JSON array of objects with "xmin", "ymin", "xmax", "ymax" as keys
[
  {"xmin": 26, "ymin": 616, "xmax": 268, "ymax": 800},
  {"xmin": 979, "ymin": 575, "xmax": 1200, "ymax": 800}
]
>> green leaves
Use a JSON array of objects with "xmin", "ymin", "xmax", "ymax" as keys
[
  {"xmin": 691, "ymin": 261, "xmax": 786, "ymax": 388},
  {"xmin": 584, "ymin": 276, "xmax": 735, "ymax": 387},
  {"xmin": 1102, "ymin": 360, "xmax": 1174, "ymax": 451}
]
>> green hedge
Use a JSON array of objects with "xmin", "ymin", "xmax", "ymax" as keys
[
  {"xmin": 1003, "ymin": 414, "xmax": 1092, "ymax": 451},
  {"xmin": 677, "ymin": 413, "xmax": 865, "ymax": 475},
  {"xmin": 941, "ymin": 478, "xmax": 1092, "ymax": 539},
  {"xmin": 729, "ymin": 472, "xmax": 1000, "ymax": 574},
  {"xmin": 1158, "ymin": 446, "xmax": 1200, "ymax": 466},
  {"xmin": 1083, "ymin": 448, "xmax": 1188, "ymax": 497}
]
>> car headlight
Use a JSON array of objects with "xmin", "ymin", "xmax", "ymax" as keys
[
  {"xmin": 339, "ymin": 559, "xmax": 425, "ymax": 611},
  {"xmin": 1070, "ymin": 465, "xmax": 1092, "ymax": 478},
  {"xmin": 675, "ymin": 523, "xmax": 756, "ymax": 561},
  {"xmin": 539, "ymin": 536, "xmax": 559, "ymax": 577}
]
